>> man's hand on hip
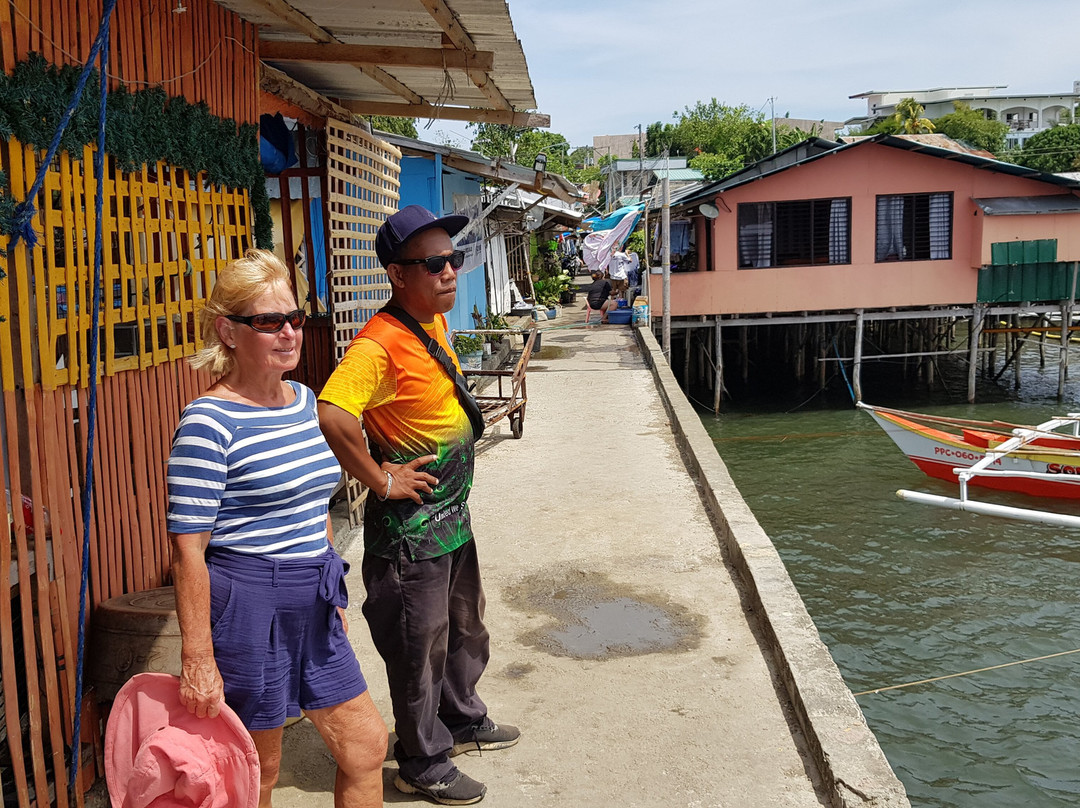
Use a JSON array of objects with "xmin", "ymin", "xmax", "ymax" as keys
[{"xmin": 386, "ymin": 455, "xmax": 439, "ymax": 504}]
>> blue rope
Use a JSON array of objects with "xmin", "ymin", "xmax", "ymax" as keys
[
  {"xmin": 833, "ymin": 334, "xmax": 856, "ymax": 403},
  {"xmin": 7, "ymin": 1, "xmax": 115, "ymax": 250},
  {"xmin": 50, "ymin": 0, "xmax": 116, "ymax": 797}
]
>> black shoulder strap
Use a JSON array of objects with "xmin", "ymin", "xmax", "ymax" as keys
[{"xmin": 379, "ymin": 305, "xmax": 485, "ymax": 440}]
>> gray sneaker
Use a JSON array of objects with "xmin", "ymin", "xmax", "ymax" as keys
[
  {"xmin": 450, "ymin": 717, "xmax": 520, "ymax": 757},
  {"xmin": 394, "ymin": 769, "xmax": 487, "ymax": 805}
]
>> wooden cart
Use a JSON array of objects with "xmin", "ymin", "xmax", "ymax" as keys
[{"xmin": 454, "ymin": 326, "xmax": 538, "ymax": 439}]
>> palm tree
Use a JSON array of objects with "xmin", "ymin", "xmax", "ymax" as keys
[{"xmin": 893, "ymin": 98, "xmax": 935, "ymax": 134}]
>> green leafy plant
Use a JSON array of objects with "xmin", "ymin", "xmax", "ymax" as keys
[
  {"xmin": 532, "ymin": 275, "xmax": 566, "ymax": 307},
  {"xmin": 531, "ymin": 239, "xmax": 572, "ymax": 307},
  {"xmin": 483, "ymin": 311, "xmax": 509, "ymax": 343},
  {"xmin": 452, "ymin": 332, "xmax": 484, "ymax": 355},
  {"xmin": 0, "ymin": 54, "xmax": 272, "ymax": 247}
]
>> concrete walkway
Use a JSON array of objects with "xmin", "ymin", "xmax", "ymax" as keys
[{"xmin": 274, "ymin": 301, "xmax": 908, "ymax": 808}]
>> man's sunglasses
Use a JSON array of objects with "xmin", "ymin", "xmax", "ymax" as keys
[
  {"xmin": 226, "ymin": 309, "xmax": 307, "ymax": 333},
  {"xmin": 394, "ymin": 250, "xmax": 466, "ymax": 275}
]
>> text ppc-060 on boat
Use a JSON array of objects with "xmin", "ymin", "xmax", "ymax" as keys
[{"xmin": 859, "ymin": 402, "xmax": 1080, "ymax": 528}]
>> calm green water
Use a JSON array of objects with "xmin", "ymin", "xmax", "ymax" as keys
[{"xmin": 701, "ymin": 362, "xmax": 1080, "ymax": 807}]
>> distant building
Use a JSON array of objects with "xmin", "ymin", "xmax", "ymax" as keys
[
  {"xmin": 772, "ymin": 117, "xmax": 846, "ymax": 141},
  {"xmin": 593, "ymin": 133, "xmax": 641, "ymax": 161},
  {"xmin": 847, "ymin": 83, "xmax": 1080, "ymax": 150},
  {"xmin": 600, "ymin": 156, "xmax": 704, "ymax": 207}
]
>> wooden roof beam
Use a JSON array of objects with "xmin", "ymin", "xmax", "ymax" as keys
[
  {"xmin": 259, "ymin": 41, "xmax": 495, "ymax": 71},
  {"xmin": 249, "ymin": 1, "xmax": 431, "ymax": 107},
  {"xmin": 261, "ymin": 64, "xmax": 354, "ymax": 120},
  {"xmin": 246, "ymin": 0, "xmax": 334, "ymax": 43},
  {"xmin": 338, "ymin": 99, "xmax": 548, "ymax": 127},
  {"xmin": 416, "ymin": 0, "xmax": 513, "ymax": 111},
  {"xmin": 356, "ymin": 66, "xmax": 425, "ymax": 105}
]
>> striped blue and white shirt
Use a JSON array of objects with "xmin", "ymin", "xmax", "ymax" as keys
[{"xmin": 166, "ymin": 382, "xmax": 342, "ymax": 559}]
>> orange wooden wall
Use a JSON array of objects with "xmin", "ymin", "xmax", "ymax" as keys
[
  {"xmin": 0, "ymin": 1, "xmax": 258, "ymax": 804},
  {"xmin": 0, "ymin": 0, "xmax": 257, "ymax": 124}
]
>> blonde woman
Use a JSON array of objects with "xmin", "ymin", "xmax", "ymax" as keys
[{"xmin": 167, "ymin": 250, "xmax": 386, "ymax": 807}]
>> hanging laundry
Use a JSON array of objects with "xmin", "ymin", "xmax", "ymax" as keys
[{"xmin": 582, "ymin": 210, "xmax": 640, "ymax": 274}]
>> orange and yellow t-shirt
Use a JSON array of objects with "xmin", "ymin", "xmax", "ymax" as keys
[{"xmin": 319, "ymin": 312, "xmax": 474, "ymax": 560}]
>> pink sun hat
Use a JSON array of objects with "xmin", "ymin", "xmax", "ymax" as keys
[{"xmin": 104, "ymin": 672, "xmax": 260, "ymax": 808}]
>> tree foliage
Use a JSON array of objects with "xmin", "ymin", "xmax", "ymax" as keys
[
  {"xmin": 468, "ymin": 123, "xmax": 600, "ymax": 185},
  {"xmin": 643, "ymin": 99, "xmax": 818, "ymax": 180},
  {"xmin": 469, "ymin": 122, "xmax": 533, "ymax": 161},
  {"xmin": 932, "ymin": 102, "xmax": 1008, "ymax": 154},
  {"xmin": 892, "ymin": 98, "xmax": 935, "ymax": 134},
  {"xmin": 366, "ymin": 116, "xmax": 418, "ymax": 138},
  {"xmin": 1016, "ymin": 123, "xmax": 1080, "ymax": 172}
]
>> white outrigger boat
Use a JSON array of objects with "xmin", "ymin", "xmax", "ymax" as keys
[{"xmin": 858, "ymin": 402, "xmax": 1080, "ymax": 528}]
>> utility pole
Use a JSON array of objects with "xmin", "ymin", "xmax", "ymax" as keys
[
  {"xmin": 770, "ymin": 96, "xmax": 776, "ymax": 154},
  {"xmin": 637, "ymin": 123, "xmax": 644, "ymax": 196},
  {"xmin": 662, "ymin": 149, "xmax": 671, "ymax": 360}
]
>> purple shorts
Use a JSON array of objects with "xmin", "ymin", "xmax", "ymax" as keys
[{"xmin": 206, "ymin": 548, "xmax": 367, "ymax": 730}]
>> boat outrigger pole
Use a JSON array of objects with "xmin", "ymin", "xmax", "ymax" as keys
[
  {"xmin": 897, "ymin": 413, "xmax": 1080, "ymax": 527},
  {"xmin": 897, "ymin": 489, "xmax": 1080, "ymax": 529}
]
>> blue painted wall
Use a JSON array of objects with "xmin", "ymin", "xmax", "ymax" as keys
[
  {"xmin": 441, "ymin": 169, "xmax": 487, "ymax": 334},
  {"xmin": 398, "ymin": 154, "xmax": 441, "ymax": 212},
  {"xmin": 395, "ymin": 156, "xmax": 487, "ymax": 334}
]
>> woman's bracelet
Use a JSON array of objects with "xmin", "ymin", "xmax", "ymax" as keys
[{"xmin": 376, "ymin": 470, "xmax": 393, "ymax": 501}]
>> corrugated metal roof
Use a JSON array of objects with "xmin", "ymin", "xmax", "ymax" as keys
[
  {"xmin": 214, "ymin": 0, "xmax": 544, "ymax": 126},
  {"xmin": 674, "ymin": 134, "xmax": 1080, "ymax": 211},
  {"xmin": 972, "ymin": 195, "xmax": 1080, "ymax": 215},
  {"xmin": 651, "ymin": 168, "xmax": 704, "ymax": 182},
  {"xmin": 840, "ymin": 133, "xmax": 997, "ymax": 158},
  {"xmin": 373, "ymin": 129, "xmax": 583, "ymax": 204}
]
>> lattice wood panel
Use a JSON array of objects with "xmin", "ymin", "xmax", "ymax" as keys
[
  {"xmin": 325, "ymin": 120, "xmax": 400, "ymax": 527},
  {"xmin": 326, "ymin": 120, "xmax": 400, "ymax": 359},
  {"xmin": 0, "ymin": 140, "xmax": 251, "ymax": 392}
]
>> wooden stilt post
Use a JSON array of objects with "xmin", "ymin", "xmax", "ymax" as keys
[
  {"xmin": 853, "ymin": 308, "xmax": 864, "ymax": 404},
  {"xmin": 741, "ymin": 326, "xmax": 749, "ymax": 383},
  {"xmin": 1013, "ymin": 314, "xmax": 1022, "ymax": 390},
  {"xmin": 968, "ymin": 304, "xmax": 984, "ymax": 403},
  {"xmin": 1065, "ymin": 263, "xmax": 1080, "ymax": 401},
  {"xmin": 698, "ymin": 317, "xmax": 708, "ymax": 387},
  {"xmin": 684, "ymin": 328, "xmax": 691, "ymax": 387},
  {"xmin": 713, "ymin": 317, "xmax": 723, "ymax": 412},
  {"xmin": 926, "ymin": 319, "xmax": 936, "ymax": 388},
  {"xmin": 794, "ymin": 323, "xmax": 805, "ymax": 382},
  {"xmin": 902, "ymin": 321, "xmax": 910, "ymax": 379},
  {"xmin": 817, "ymin": 323, "xmax": 827, "ymax": 390}
]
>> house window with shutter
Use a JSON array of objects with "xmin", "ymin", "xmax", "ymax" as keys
[
  {"xmin": 737, "ymin": 198, "xmax": 850, "ymax": 268},
  {"xmin": 875, "ymin": 192, "xmax": 952, "ymax": 262}
]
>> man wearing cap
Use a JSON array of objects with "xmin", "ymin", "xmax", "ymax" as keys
[{"xmin": 318, "ymin": 205, "xmax": 518, "ymax": 806}]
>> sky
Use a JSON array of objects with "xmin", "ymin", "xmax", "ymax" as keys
[{"xmin": 425, "ymin": 0, "xmax": 1080, "ymax": 152}]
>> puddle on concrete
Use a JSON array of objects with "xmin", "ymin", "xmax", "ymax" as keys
[
  {"xmin": 536, "ymin": 345, "xmax": 570, "ymax": 360},
  {"xmin": 505, "ymin": 570, "xmax": 704, "ymax": 660}
]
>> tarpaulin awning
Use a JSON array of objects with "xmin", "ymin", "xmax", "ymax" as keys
[{"xmin": 583, "ymin": 203, "xmax": 644, "ymax": 233}]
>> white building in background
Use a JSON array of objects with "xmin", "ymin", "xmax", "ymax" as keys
[{"xmin": 847, "ymin": 82, "xmax": 1080, "ymax": 149}]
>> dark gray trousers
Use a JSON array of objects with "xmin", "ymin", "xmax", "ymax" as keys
[{"xmin": 362, "ymin": 539, "xmax": 490, "ymax": 784}]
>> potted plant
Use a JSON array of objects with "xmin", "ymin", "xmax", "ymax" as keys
[
  {"xmin": 452, "ymin": 332, "xmax": 485, "ymax": 370},
  {"xmin": 483, "ymin": 312, "xmax": 510, "ymax": 356}
]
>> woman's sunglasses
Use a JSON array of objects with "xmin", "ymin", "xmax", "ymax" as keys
[
  {"xmin": 227, "ymin": 309, "xmax": 307, "ymax": 333},
  {"xmin": 394, "ymin": 249, "xmax": 466, "ymax": 275}
]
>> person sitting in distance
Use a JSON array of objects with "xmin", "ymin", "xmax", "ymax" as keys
[{"xmin": 585, "ymin": 270, "xmax": 615, "ymax": 323}]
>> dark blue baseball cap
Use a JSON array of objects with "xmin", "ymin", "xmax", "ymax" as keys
[{"xmin": 376, "ymin": 205, "xmax": 469, "ymax": 268}]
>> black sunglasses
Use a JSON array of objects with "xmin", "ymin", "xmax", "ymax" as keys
[
  {"xmin": 395, "ymin": 250, "xmax": 466, "ymax": 275},
  {"xmin": 227, "ymin": 309, "xmax": 307, "ymax": 333}
]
